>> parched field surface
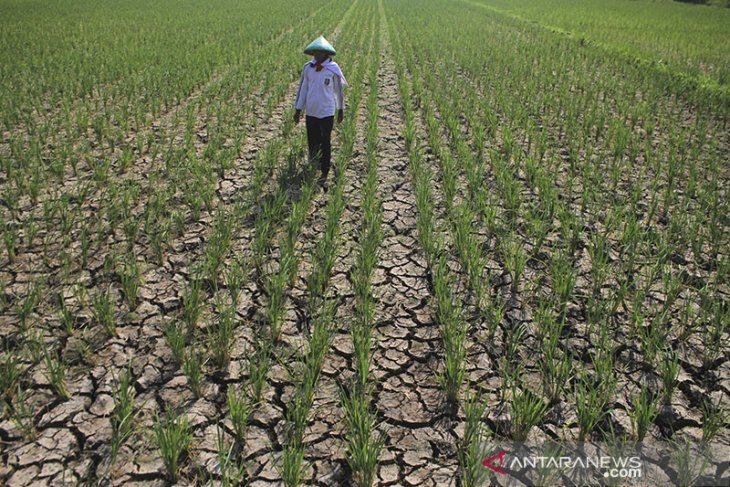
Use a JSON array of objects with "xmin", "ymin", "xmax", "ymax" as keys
[{"xmin": 0, "ymin": 0, "xmax": 728, "ymax": 486}]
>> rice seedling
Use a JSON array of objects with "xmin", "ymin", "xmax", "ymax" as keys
[
  {"xmin": 252, "ymin": 203, "xmax": 277, "ymax": 272},
  {"xmin": 0, "ymin": 353, "xmax": 20, "ymax": 401},
  {"xmin": 91, "ymin": 285, "xmax": 116, "ymax": 336},
  {"xmin": 637, "ymin": 307, "xmax": 669, "ymax": 368},
  {"xmin": 280, "ymin": 438, "xmax": 306, "ymax": 487},
  {"xmin": 15, "ymin": 281, "xmax": 40, "ymax": 331},
  {"xmin": 481, "ymin": 292, "xmax": 506, "ymax": 339},
  {"xmin": 700, "ymin": 398, "xmax": 726, "ymax": 444},
  {"xmin": 182, "ymin": 272, "xmax": 203, "ymax": 333},
  {"xmin": 182, "ymin": 344, "xmax": 205, "ymax": 398},
  {"xmin": 246, "ymin": 335, "xmax": 272, "ymax": 404},
  {"xmin": 671, "ymin": 439, "xmax": 711, "ymax": 487},
  {"xmin": 339, "ymin": 383, "xmax": 386, "ymax": 487},
  {"xmin": 153, "ymin": 409, "xmax": 192, "ymax": 483},
  {"xmin": 22, "ymin": 328, "xmax": 44, "ymax": 365},
  {"xmin": 227, "ymin": 385, "xmax": 253, "ymax": 443},
  {"xmin": 263, "ymin": 270, "xmax": 288, "ymax": 342},
  {"xmin": 224, "ymin": 258, "xmax": 247, "ymax": 306},
  {"xmin": 413, "ymin": 176, "xmax": 437, "ymax": 266},
  {"xmin": 550, "ymin": 250, "xmax": 576, "ymax": 317},
  {"xmin": 700, "ymin": 300, "xmax": 727, "ymax": 368},
  {"xmin": 458, "ymin": 387, "xmax": 490, "ymax": 487},
  {"xmin": 110, "ymin": 363, "xmax": 137, "ymax": 465},
  {"xmin": 539, "ymin": 347, "xmax": 573, "ymax": 403},
  {"xmin": 432, "ymin": 253, "xmax": 467, "ymax": 405},
  {"xmin": 215, "ymin": 426, "xmax": 247, "ymax": 487},
  {"xmin": 525, "ymin": 206, "xmax": 551, "ymax": 259},
  {"xmin": 591, "ymin": 342, "xmax": 618, "ymax": 398},
  {"xmin": 659, "ymin": 351, "xmax": 680, "ymax": 405},
  {"xmin": 574, "ymin": 371, "xmax": 608, "ymax": 441},
  {"xmin": 509, "ymin": 385, "xmax": 549, "ymax": 442},
  {"xmin": 164, "ymin": 320, "xmax": 186, "ymax": 366},
  {"xmin": 440, "ymin": 152, "xmax": 458, "ymax": 210},
  {"xmin": 629, "ymin": 385, "xmax": 658, "ymax": 442},
  {"xmin": 502, "ymin": 237, "xmax": 526, "ymax": 296},
  {"xmin": 451, "ymin": 203, "xmax": 487, "ymax": 307},
  {"xmin": 10, "ymin": 385, "xmax": 37, "ymax": 439},
  {"xmin": 42, "ymin": 347, "xmax": 71, "ymax": 400},
  {"xmin": 208, "ymin": 301, "xmax": 236, "ymax": 369},
  {"xmin": 350, "ymin": 311, "xmax": 374, "ymax": 390},
  {"xmin": 117, "ymin": 252, "xmax": 141, "ymax": 310},
  {"xmin": 0, "ymin": 278, "xmax": 6, "ymax": 313},
  {"xmin": 676, "ymin": 289, "xmax": 701, "ymax": 342},
  {"xmin": 501, "ymin": 321, "xmax": 527, "ymax": 388},
  {"xmin": 171, "ymin": 209, "xmax": 186, "ymax": 237},
  {"xmin": 3, "ymin": 221, "xmax": 17, "ymax": 263},
  {"xmin": 78, "ymin": 226, "xmax": 92, "ymax": 267},
  {"xmin": 122, "ymin": 218, "xmax": 140, "ymax": 251},
  {"xmin": 203, "ymin": 208, "xmax": 233, "ymax": 289}
]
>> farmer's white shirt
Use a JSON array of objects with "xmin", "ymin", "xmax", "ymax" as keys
[{"xmin": 294, "ymin": 59, "xmax": 344, "ymax": 119}]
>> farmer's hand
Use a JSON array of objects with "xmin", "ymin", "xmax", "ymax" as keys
[
  {"xmin": 294, "ymin": 110, "xmax": 301, "ymax": 125},
  {"xmin": 337, "ymin": 109, "xmax": 344, "ymax": 124}
]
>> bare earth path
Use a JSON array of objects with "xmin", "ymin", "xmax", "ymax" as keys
[{"xmin": 365, "ymin": 7, "xmax": 460, "ymax": 485}]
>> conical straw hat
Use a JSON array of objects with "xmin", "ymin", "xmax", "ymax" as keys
[{"xmin": 303, "ymin": 35, "xmax": 336, "ymax": 55}]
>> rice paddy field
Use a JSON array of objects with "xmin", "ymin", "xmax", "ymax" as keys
[{"xmin": 0, "ymin": 0, "xmax": 728, "ymax": 485}]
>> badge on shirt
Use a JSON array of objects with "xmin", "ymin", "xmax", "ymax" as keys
[{"xmin": 324, "ymin": 78, "xmax": 330, "ymax": 86}]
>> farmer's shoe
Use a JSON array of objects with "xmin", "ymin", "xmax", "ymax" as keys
[{"xmin": 318, "ymin": 172, "xmax": 328, "ymax": 191}]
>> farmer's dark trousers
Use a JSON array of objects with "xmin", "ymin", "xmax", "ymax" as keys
[{"xmin": 305, "ymin": 115, "xmax": 334, "ymax": 177}]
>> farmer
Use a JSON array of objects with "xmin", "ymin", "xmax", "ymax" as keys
[{"xmin": 294, "ymin": 35, "xmax": 347, "ymax": 189}]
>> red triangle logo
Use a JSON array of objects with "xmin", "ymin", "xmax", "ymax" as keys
[{"xmin": 482, "ymin": 450, "xmax": 507, "ymax": 475}]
